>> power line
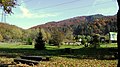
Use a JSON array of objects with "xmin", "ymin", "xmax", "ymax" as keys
[
  {"xmin": 33, "ymin": 0, "xmax": 82, "ymax": 10},
  {"xmin": 19, "ymin": 0, "xmax": 33, "ymax": 5},
  {"xmin": 37, "ymin": 1, "xmax": 114, "ymax": 13},
  {"xmin": 23, "ymin": 0, "xmax": 33, "ymax": 3},
  {"xmin": 18, "ymin": 0, "xmax": 115, "ymax": 15}
]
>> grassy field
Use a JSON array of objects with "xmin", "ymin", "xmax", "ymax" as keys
[{"xmin": 0, "ymin": 43, "xmax": 118, "ymax": 67}]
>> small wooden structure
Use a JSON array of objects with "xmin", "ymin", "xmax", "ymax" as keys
[
  {"xmin": 0, "ymin": 63, "xmax": 15, "ymax": 67},
  {"xmin": 14, "ymin": 56, "xmax": 50, "ymax": 65}
]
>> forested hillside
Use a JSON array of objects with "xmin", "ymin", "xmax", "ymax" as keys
[
  {"xmin": 0, "ymin": 22, "xmax": 24, "ymax": 42},
  {"xmin": 0, "ymin": 14, "xmax": 117, "ymax": 43},
  {"xmin": 0, "ymin": 22, "xmax": 40, "ymax": 43},
  {"xmin": 30, "ymin": 14, "xmax": 117, "ymax": 42},
  {"xmin": 31, "ymin": 14, "xmax": 117, "ymax": 34}
]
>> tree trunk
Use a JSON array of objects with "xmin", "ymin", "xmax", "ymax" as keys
[{"xmin": 117, "ymin": 0, "xmax": 120, "ymax": 67}]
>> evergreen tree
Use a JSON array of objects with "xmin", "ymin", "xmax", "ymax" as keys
[{"xmin": 34, "ymin": 31, "xmax": 45, "ymax": 50}]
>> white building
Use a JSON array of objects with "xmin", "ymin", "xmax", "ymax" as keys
[{"xmin": 109, "ymin": 32, "xmax": 117, "ymax": 41}]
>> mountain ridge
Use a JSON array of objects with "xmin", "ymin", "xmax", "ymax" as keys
[
  {"xmin": 0, "ymin": 14, "xmax": 117, "ymax": 42},
  {"xmin": 30, "ymin": 14, "xmax": 117, "ymax": 30}
]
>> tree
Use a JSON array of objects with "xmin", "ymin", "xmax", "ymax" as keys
[
  {"xmin": 86, "ymin": 35, "xmax": 91, "ymax": 43},
  {"xmin": 40, "ymin": 28, "xmax": 51, "ymax": 43},
  {"xmin": 81, "ymin": 38, "xmax": 87, "ymax": 47},
  {"xmin": 0, "ymin": 34, "xmax": 3, "ymax": 41},
  {"xmin": 74, "ymin": 35, "xmax": 79, "ymax": 42},
  {"xmin": 0, "ymin": 0, "xmax": 17, "ymax": 14},
  {"xmin": 26, "ymin": 38, "xmax": 32, "ymax": 45},
  {"xmin": 65, "ymin": 30, "xmax": 74, "ymax": 41},
  {"xmin": 34, "ymin": 31, "xmax": 45, "ymax": 50},
  {"xmin": 50, "ymin": 34, "xmax": 60, "ymax": 47},
  {"xmin": 92, "ymin": 34, "xmax": 100, "ymax": 48},
  {"xmin": 49, "ymin": 29, "xmax": 63, "ymax": 48}
]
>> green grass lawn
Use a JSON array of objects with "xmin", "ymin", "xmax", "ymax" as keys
[
  {"xmin": 100, "ymin": 43, "xmax": 118, "ymax": 48},
  {"xmin": 0, "ymin": 43, "xmax": 118, "ymax": 67},
  {"xmin": 0, "ymin": 42, "xmax": 117, "ymax": 49}
]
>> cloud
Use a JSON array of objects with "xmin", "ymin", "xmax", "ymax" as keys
[
  {"xmin": 18, "ymin": 6, "xmax": 60, "ymax": 18},
  {"xmin": 19, "ymin": 6, "xmax": 32, "ymax": 18},
  {"xmin": 18, "ymin": 0, "xmax": 60, "ymax": 19},
  {"xmin": 16, "ymin": 9, "xmax": 60, "ymax": 19}
]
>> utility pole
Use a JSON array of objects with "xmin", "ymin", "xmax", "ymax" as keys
[
  {"xmin": 1, "ymin": 9, "xmax": 6, "ymax": 22},
  {"xmin": 1, "ymin": 10, "xmax": 3, "ymax": 22},
  {"xmin": 117, "ymin": 0, "xmax": 120, "ymax": 67}
]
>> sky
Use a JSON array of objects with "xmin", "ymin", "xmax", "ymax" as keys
[{"xmin": 0, "ymin": 0, "xmax": 119, "ymax": 29}]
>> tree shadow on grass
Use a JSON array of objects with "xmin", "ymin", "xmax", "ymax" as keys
[
  {"xmin": 0, "ymin": 47, "xmax": 118, "ymax": 60},
  {"xmin": 60, "ymin": 47, "xmax": 118, "ymax": 60}
]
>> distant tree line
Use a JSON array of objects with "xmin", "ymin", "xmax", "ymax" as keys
[{"xmin": 0, "ymin": 15, "xmax": 117, "ymax": 47}]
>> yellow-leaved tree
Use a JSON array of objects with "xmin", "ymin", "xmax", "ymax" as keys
[
  {"xmin": 0, "ymin": 34, "xmax": 3, "ymax": 41},
  {"xmin": 0, "ymin": 0, "xmax": 17, "ymax": 14}
]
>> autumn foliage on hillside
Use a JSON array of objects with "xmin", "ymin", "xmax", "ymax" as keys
[
  {"xmin": 0, "ymin": 22, "xmax": 24, "ymax": 42},
  {"xmin": 31, "ymin": 14, "xmax": 117, "ymax": 39},
  {"xmin": 0, "ymin": 14, "xmax": 117, "ymax": 43}
]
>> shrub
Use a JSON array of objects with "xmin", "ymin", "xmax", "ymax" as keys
[
  {"xmin": 81, "ymin": 38, "xmax": 88, "ymax": 47},
  {"xmin": 86, "ymin": 35, "xmax": 91, "ymax": 43},
  {"xmin": 92, "ymin": 34, "xmax": 100, "ymax": 48},
  {"xmin": 26, "ymin": 38, "xmax": 32, "ymax": 45},
  {"xmin": 48, "ymin": 39, "xmax": 55, "ymax": 46},
  {"xmin": 81, "ymin": 38, "xmax": 87, "ymax": 45}
]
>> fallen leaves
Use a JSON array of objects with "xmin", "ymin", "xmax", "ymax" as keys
[
  {"xmin": 0, "ymin": 56, "xmax": 118, "ymax": 67},
  {"xmin": 38, "ymin": 57, "xmax": 118, "ymax": 67}
]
